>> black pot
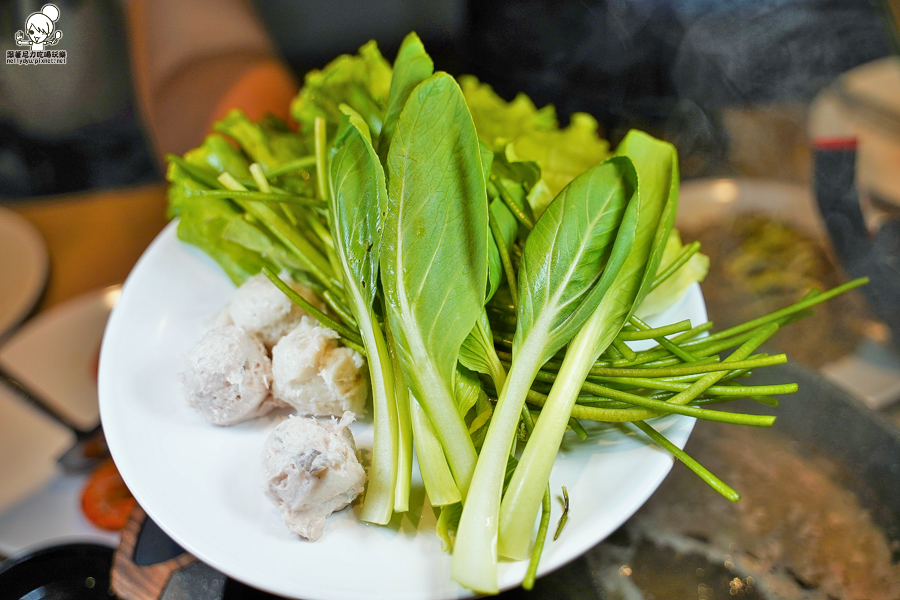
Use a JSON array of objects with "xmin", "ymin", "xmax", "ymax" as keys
[{"xmin": 0, "ymin": 542, "xmax": 115, "ymax": 600}]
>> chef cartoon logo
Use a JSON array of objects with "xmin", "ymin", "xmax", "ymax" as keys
[{"xmin": 7, "ymin": 4, "xmax": 66, "ymax": 65}]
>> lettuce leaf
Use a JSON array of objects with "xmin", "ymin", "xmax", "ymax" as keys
[
  {"xmin": 506, "ymin": 113, "xmax": 611, "ymax": 217},
  {"xmin": 458, "ymin": 75, "xmax": 556, "ymax": 151},
  {"xmin": 460, "ymin": 76, "xmax": 611, "ymax": 219},
  {"xmin": 167, "ymin": 162, "xmax": 269, "ymax": 285}
]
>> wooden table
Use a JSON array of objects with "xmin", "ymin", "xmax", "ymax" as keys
[{"xmin": 9, "ymin": 183, "xmax": 169, "ymax": 310}]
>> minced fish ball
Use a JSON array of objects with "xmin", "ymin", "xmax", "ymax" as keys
[
  {"xmin": 229, "ymin": 272, "xmax": 324, "ymax": 348},
  {"xmin": 271, "ymin": 317, "xmax": 368, "ymax": 417},
  {"xmin": 182, "ymin": 325, "xmax": 279, "ymax": 426},
  {"xmin": 262, "ymin": 412, "xmax": 366, "ymax": 541}
]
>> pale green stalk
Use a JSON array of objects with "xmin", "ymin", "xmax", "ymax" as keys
[
  {"xmin": 451, "ymin": 345, "xmax": 546, "ymax": 593},
  {"xmin": 410, "ymin": 397, "xmax": 461, "ymax": 506},
  {"xmin": 263, "ymin": 155, "xmax": 316, "ymax": 177},
  {"xmin": 355, "ymin": 314, "xmax": 399, "ymax": 524},
  {"xmin": 386, "ymin": 325, "xmax": 413, "ymax": 513},
  {"xmin": 327, "ymin": 116, "xmax": 399, "ymax": 525},
  {"xmin": 249, "ymin": 163, "xmax": 271, "ymax": 193},
  {"xmin": 381, "ymin": 74, "xmax": 487, "ymax": 505},
  {"xmin": 217, "ymin": 173, "xmax": 342, "ymax": 299},
  {"xmin": 314, "ymin": 118, "xmax": 329, "ymax": 201},
  {"xmin": 497, "ymin": 301, "xmax": 616, "ymax": 559},
  {"xmin": 313, "ymin": 118, "xmax": 345, "ymax": 286}
]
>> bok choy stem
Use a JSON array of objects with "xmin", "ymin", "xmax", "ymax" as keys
[
  {"xmin": 386, "ymin": 324, "xmax": 413, "ymax": 513},
  {"xmin": 327, "ymin": 115, "xmax": 399, "ymax": 525},
  {"xmin": 453, "ymin": 156, "xmax": 640, "ymax": 593},
  {"xmin": 355, "ymin": 314, "xmax": 399, "ymax": 524},
  {"xmin": 410, "ymin": 396, "xmax": 461, "ymax": 506}
]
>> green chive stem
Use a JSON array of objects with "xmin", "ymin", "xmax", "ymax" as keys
[
  {"xmin": 490, "ymin": 212, "xmax": 520, "ymax": 308},
  {"xmin": 489, "ymin": 177, "xmax": 534, "ymax": 229},
  {"xmin": 261, "ymin": 267, "xmax": 365, "ymax": 351},
  {"xmin": 617, "ymin": 319, "xmax": 692, "ymax": 341},
  {"xmin": 629, "ymin": 315, "xmax": 698, "ymax": 362},
  {"xmin": 522, "ymin": 486, "xmax": 552, "ymax": 590},
  {"xmin": 632, "ymin": 420, "xmax": 740, "ymax": 501},
  {"xmin": 265, "ymin": 155, "xmax": 317, "ymax": 178},
  {"xmin": 650, "ymin": 241, "xmax": 701, "ymax": 291},
  {"xmin": 612, "ymin": 338, "xmax": 637, "ymax": 362}
]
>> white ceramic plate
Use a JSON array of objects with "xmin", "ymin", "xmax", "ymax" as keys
[
  {"xmin": 0, "ymin": 208, "xmax": 48, "ymax": 340},
  {"xmin": 99, "ymin": 222, "xmax": 705, "ymax": 600}
]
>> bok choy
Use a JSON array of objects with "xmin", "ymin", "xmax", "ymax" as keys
[
  {"xmin": 327, "ymin": 115, "xmax": 399, "ymax": 523},
  {"xmin": 381, "ymin": 72, "xmax": 489, "ymax": 497}
]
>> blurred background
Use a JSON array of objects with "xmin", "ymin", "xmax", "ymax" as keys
[
  {"xmin": 0, "ymin": 0, "xmax": 896, "ymax": 197},
  {"xmin": 3, "ymin": 1, "xmax": 900, "ymax": 598}
]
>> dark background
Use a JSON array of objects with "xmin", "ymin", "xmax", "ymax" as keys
[{"xmin": 0, "ymin": 0, "xmax": 892, "ymax": 199}]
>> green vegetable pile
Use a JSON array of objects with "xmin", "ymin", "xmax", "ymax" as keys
[{"xmin": 166, "ymin": 33, "xmax": 866, "ymax": 594}]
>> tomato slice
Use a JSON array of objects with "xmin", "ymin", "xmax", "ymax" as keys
[{"xmin": 81, "ymin": 458, "xmax": 136, "ymax": 531}]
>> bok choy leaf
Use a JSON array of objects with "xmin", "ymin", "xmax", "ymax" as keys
[
  {"xmin": 453, "ymin": 155, "xmax": 639, "ymax": 594},
  {"xmin": 378, "ymin": 31, "xmax": 434, "ymax": 164},
  {"xmin": 381, "ymin": 72, "xmax": 489, "ymax": 498},
  {"xmin": 497, "ymin": 130, "xmax": 679, "ymax": 561},
  {"xmin": 328, "ymin": 115, "xmax": 399, "ymax": 524}
]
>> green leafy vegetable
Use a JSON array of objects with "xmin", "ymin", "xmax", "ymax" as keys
[
  {"xmin": 328, "ymin": 115, "xmax": 398, "ymax": 524},
  {"xmin": 290, "ymin": 40, "xmax": 392, "ymax": 139},
  {"xmin": 161, "ymin": 34, "xmax": 869, "ymax": 596},
  {"xmin": 461, "ymin": 76, "xmax": 611, "ymax": 219},
  {"xmin": 453, "ymin": 155, "xmax": 639, "ymax": 593},
  {"xmin": 506, "ymin": 113, "xmax": 612, "ymax": 216},
  {"xmin": 214, "ymin": 110, "xmax": 308, "ymax": 174},
  {"xmin": 459, "ymin": 75, "xmax": 556, "ymax": 151},
  {"xmin": 381, "ymin": 72, "xmax": 488, "ymax": 497},
  {"xmin": 378, "ymin": 32, "xmax": 434, "ymax": 164},
  {"xmin": 498, "ymin": 130, "xmax": 678, "ymax": 561},
  {"xmin": 171, "ymin": 183, "xmax": 269, "ymax": 284}
]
